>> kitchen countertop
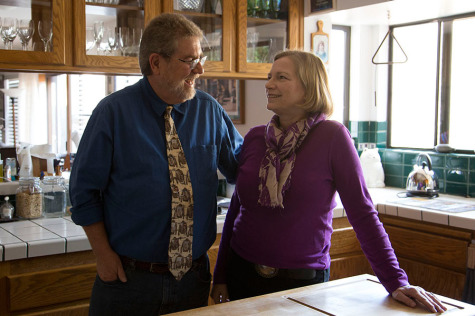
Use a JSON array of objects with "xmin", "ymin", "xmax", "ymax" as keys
[
  {"xmin": 167, "ymin": 274, "xmax": 475, "ymax": 315},
  {"xmin": 1, "ymin": 187, "xmax": 475, "ymax": 262}
]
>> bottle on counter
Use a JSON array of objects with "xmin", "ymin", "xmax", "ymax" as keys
[
  {"xmin": 41, "ymin": 176, "xmax": 67, "ymax": 218},
  {"xmin": 16, "ymin": 177, "xmax": 43, "ymax": 219},
  {"xmin": 0, "ymin": 154, "xmax": 3, "ymax": 183},
  {"xmin": 6, "ymin": 158, "xmax": 17, "ymax": 181},
  {"xmin": 0, "ymin": 196, "xmax": 14, "ymax": 220}
]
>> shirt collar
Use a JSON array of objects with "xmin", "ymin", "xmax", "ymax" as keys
[{"xmin": 141, "ymin": 76, "xmax": 190, "ymax": 117}]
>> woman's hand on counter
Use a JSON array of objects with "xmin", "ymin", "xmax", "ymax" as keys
[
  {"xmin": 211, "ymin": 283, "xmax": 230, "ymax": 304},
  {"xmin": 392, "ymin": 285, "xmax": 447, "ymax": 313}
]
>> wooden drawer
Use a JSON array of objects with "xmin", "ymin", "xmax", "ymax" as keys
[{"xmin": 8, "ymin": 264, "xmax": 96, "ymax": 312}]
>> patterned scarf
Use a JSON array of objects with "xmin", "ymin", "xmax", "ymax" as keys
[{"xmin": 258, "ymin": 112, "xmax": 326, "ymax": 208}]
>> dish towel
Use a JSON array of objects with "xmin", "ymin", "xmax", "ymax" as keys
[{"xmin": 164, "ymin": 106, "xmax": 194, "ymax": 281}]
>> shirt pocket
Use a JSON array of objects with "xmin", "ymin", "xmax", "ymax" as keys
[{"xmin": 191, "ymin": 145, "xmax": 217, "ymax": 186}]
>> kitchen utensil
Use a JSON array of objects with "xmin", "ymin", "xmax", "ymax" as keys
[{"xmin": 406, "ymin": 153, "xmax": 439, "ymax": 197}]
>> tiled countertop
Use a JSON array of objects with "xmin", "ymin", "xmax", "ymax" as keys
[{"xmin": 2, "ymin": 187, "xmax": 475, "ymax": 262}]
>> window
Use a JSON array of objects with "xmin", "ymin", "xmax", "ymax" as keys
[
  {"xmin": 389, "ymin": 14, "xmax": 475, "ymax": 151},
  {"xmin": 329, "ymin": 25, "xmax": 350, "ymax": 126}
]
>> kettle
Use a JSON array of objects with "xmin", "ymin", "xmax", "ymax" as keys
[{"xmin": 406, "ymin": 153, "xmax": 439, "ymax": 197}]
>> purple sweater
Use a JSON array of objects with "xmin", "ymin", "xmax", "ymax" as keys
[{"xmin": 214, "ymin": 119, "xmax": 409, "ymax": 294}]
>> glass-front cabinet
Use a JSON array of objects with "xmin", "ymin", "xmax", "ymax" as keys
[
  {"xmin": 0, "ymin": 0, "xmax": 67, "ymax": 68},
  {"xmin": 73, "ymin": 0, "xmax": 159, "ymax": 72},
  {"xmin": 169, "ymin": 0, "xmax": 303, "ymax": 78}
]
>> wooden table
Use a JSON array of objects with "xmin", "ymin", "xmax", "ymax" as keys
[{"xmin": 166, "ymin": 274, "xmax": 475, "ymax": 315}]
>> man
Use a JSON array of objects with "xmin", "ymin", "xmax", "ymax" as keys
[{"xmin": 69, "ymin": 13, "xmax": 243, "ymax": 315}]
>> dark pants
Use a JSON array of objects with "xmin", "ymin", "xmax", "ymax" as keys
[
  {"xmin": 227, "ymin": 248, "xmax": 330, "ymax": 301},
  {"xmin": 89, "ymin": 255, "xmax": 211, "ymax": 316}
]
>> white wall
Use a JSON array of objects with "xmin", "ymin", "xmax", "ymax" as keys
[{"xmin": 235, "ymin": 80, "xmax": 272, "ymax": 136}]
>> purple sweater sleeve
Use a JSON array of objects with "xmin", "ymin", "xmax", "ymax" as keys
[
  {"xmin": 330, "ymin": 125, "xmax": 409, "ymax": 293},
  {"xmin": 213, "ymin": 190, "xmax": 241, "ymax": 284}
]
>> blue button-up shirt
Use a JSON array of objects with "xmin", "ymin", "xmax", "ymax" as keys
[{"xmin": 70, "ymin": 77, "xmax": 243, "ymax": 262}]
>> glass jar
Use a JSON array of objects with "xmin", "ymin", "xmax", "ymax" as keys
[
  {"xmin": 41, "ymin": 176, "xmax": 67, "ymax": 218},
  {"xmin": 16, "ymin": 177, "xmax": 43, "ymax": 219}
]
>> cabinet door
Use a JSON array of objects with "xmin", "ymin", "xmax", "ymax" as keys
[
  {"xmin": 73, "ymin": 0, "xmax": 160, "ymax": 73},
  {"xmin": 167, "ymin": 0, "xmax": 234, "ymax": 76},
  {"xmin": 0, "ymin": 0, "xmax": 67, "ymax": 69},
  {"xmin": 237, "ymin": 0, "xmax": 303, "ymax": 76}
]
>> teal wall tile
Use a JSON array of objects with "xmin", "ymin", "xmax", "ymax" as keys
[
  {"xmin": 385, "ymin": 175, "xmax": 404, "ymax": 187},
  {"xmin": 446, "ymin": 155, "xmax": 469, "ymax": 169},
  {"xmin": 469, "ymin": 185, "xmax": 475, "ymax": 198},
  {"xmin": 429, "ymin": 154, "xmax": 445, "ymax": 168},
  {"xmin": 470, "ymin": 157, "xmax": 475, "ymax": 171},
  {"xmin": 470, "ymin": 171, "xmax": 475, "ymax": 184},
  {"xmin": 446, "ymin": 169, "xmax": 467, "ymax": 183},
  {"xmin": 383, "ymin": 151, "xmax": 403, "ymax": 164},
  {"xmin": 445, "ymin": 183, "xmax": 468, "ymax": 196},
  {"xmin": 358, "ymin": 121, "xmax": 370, "ymax": 132},
  {"xmin": 384, "ymin": 164, "xmax": 404, "ymax": 177},
  {"xmin": 404, "ymin": 153, "xmax": 418, "ymax": 165},
  {"xmin": 377, "ymin": 121, "xmax": 387, "ymax": 131}
]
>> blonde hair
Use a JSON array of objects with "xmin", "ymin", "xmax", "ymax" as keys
[{"xmin": 273, "ymin": 50, "xmax": 333, "ymax": 116}]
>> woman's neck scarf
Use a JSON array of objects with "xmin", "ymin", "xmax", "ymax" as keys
[{"xmin": 258, "ymin": 112, "xmax": 326, "ymax": 208}]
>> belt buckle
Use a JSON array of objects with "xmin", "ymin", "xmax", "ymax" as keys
[{"xmin": 255, "ymin": 264, "xmax": 279, "ymax": 278}]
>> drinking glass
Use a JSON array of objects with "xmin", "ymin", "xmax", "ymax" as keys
[
  {"xmin": 93, "ymin": 21, "xmax": 104, "ymax": 55},
  {"xmin": 247, "ymin": 30, "xmax": 259, "ymax": 62},
  {"xmin": 118, "ymin": 26, "xmax": 129, "ymax": 56},
  {"xmin": 38, "ymin": 20, "xmax": 53, "ymax": 52},
  {"xmin": 85, "ymin": 27, "xmax": 95, "ymax": 53},
  {"xmin": 3, "ymin": 18, "xmax": 18, "ymax": 50},
  {"xmin": 18, "ymin": 19, "xmax": 34, "ymax": 51},
  {"xmin": 106, "ymin": 27, "xmax": 118, "ymax": 55},
  {"xmin": 271, "ymin": 0, "xmax": 281, "ymax": 18}
]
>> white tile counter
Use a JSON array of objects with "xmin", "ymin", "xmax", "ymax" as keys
[
  {"xmin": 0, "ymin": 216, "xmax": 89, "ymax": 261},
  {"xmin": 2, "ymin": 187, "xmax": 475, "ymax": 262}
]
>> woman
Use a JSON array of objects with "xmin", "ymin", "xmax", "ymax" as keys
[{"xmin": 210, "ymin": 50, "xmax": 446, "ymax": 313}]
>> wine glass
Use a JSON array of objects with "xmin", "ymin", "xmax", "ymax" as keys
[
  {"xmin": 118, "ymin": 26, "xmax": 129, "ymax": 56},
  {"xmin": 271, "ymin": 0, "xmax": 281, "ymax": 18},
  {"xmin": 3, "ymin": 18, "xmax": 18, "ymax": 50},
  {"xmin": 38, "ymin": 20, "xmax": 53, "ymax": 52},
  {"xmin": 93, "ymin": 21, "xmax": 104, "ymax": 55},
  {"xmin": 18, "ymin": 19, "xmax": 34, "ymax": 51},
  {"xmin": 85, "ymin": 27, "xmax": 95, "ymax": 53},
  {"xmin": 106, "ymin": 27, "xmax": 118, "ymax": 55}
]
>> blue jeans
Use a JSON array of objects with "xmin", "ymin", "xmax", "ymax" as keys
[{"xmin": 89, "ymin": 255, "xmax": 211, "ymax": 315}]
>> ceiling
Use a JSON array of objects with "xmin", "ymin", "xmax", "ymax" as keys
[{"xmin": 330, "ymin": 0, "xmax": 475, "ymax": 26}]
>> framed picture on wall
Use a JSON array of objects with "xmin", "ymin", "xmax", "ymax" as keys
[
  {"xmin": 309, "ymin": 0, "xmax": 336, "ymax": 14},
  {"xmin": 195, "ymin": 79, "xmax": 245, "ymax": 124}
]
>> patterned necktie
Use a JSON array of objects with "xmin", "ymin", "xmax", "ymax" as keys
[{"xmin": 164, "ymin": 106, "xmax": 193, "ymax": 281}]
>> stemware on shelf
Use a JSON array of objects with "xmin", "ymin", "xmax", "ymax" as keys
[
  {"xmin": 85, "ymin": 27, "xmax": 95, "ymax": 53},
  {"xmin": 106, "ymin": 27, "xmax": 118, "ymax": 55},
  {"xmin": 247, "ymin": 30, "xmax": 259, "ymax": 62},
  {"xmin": 271, "ymin": 0, "xmax": 281, "ymax": 18},
  {"xmin": 18, "ymin": 19, "xmax": 35, "ymax": 51},
  {"xmin": 38, "ymin": 20, "xmax": 53, "ymax": 52},
  {"xmin": 2, "ymin": 18, "xmax": 18, "ymax": 50},
  {"xmin": 118, "ymin": 26, "xmax": 129, "ymax": 56},
  {"xmin": 93, "ymin": 21, "xmax": 104, "ymax": 55}
]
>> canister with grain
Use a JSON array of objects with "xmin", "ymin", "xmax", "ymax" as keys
[{"xmin": 16, "ymin": 177, "xmax": 43, "ymax": 219}]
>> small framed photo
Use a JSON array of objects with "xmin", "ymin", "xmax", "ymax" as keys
[
  {"xmin": 195, "ymin": 79, "xmax": 245, "ymax": 124},
  {"xmin": 310, "ymin": 0, "xmax": 336, "ymax": 14},
  {"xmin": 311, "ymin": 34, "xmax": 329, "ymax": 64}
]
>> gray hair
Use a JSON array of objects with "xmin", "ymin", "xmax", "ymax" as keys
[{"xmin": 139, "ymin": 13, "xmax": 203, "ymax": 75}]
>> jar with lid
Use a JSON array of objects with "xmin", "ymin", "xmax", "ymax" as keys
[
  {"xmin": 16, "ymin": 177, "xmax": 43, "ymax": 219},
  {"xmin": 41, "ymin": 176, "xmax": 67, "ymax": 218}
]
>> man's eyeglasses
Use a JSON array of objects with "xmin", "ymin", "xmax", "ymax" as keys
[{"xmin": 177, "ymin": 55, "xmax": 207, "ymax": 70}]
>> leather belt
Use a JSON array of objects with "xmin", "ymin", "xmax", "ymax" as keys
[
  {"xmin": 254, "ymin": 264, "xmax": 317, "ymax": 280},
  {"xmin": 120, "ymin": 254, "xmax": 207, "ymax": 274}
]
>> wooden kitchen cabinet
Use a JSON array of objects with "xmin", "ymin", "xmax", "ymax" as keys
[
  {"xmin": 0, "ymin": 0, "xmax": 69, "ymax": 70},
  {"xmin": 164, "ymin": 0, "xmax": 304, "ymax": 79},
  {"xmin": 0, "ymin": 251, "xmax": 96, "ymax": 316},
  {"xmin": 72, "ymin": 0, "xmax": 160, "ymax": 73}
]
